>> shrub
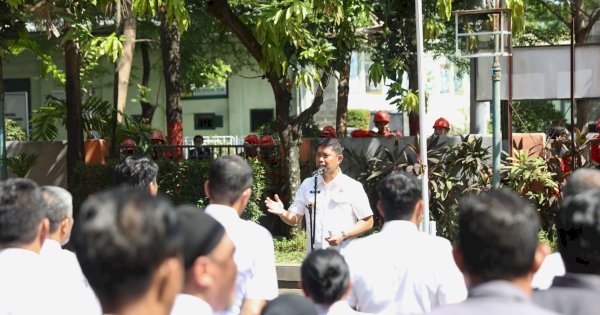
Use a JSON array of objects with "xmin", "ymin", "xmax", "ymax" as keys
[
  {"xmin": 71, "ymin": 158, "xmax": 271, "ymax": 223},
  {"xmin": 5, "ymin": 118, "xmax": 27, "ymax": 141},
  {"xmin": 347, "ymin": 109, "xmax": 370, "ymax": 130}
]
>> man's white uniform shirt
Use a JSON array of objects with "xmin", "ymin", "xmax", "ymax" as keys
[
  {"xmin": 40, "ymin": 239, "xmax": 102, "ymax": 315},
  {"xmin": 288, "ymin": 172, "xmax": 372, "ymax": 252},
  {"xmin": 170, "ymin": 293, "xmax": 213, "ymax": 315},
  {"xmin": 315, "ymin": 300, "xmax": 370, "ymax": 315},
  {"xmin": 0, "ymin": 248, "xmax": 61, "ymax": 315},
  {"xmin": 531, "ymin": 252, "xmax": 565, "ymax": 290},
  {"xmin": 342, "ymin": 221, "xmax": 467, "ymax": 314},
  {"xmin": 205, "ymin": 204, "xmax": 278, "ymax": 315}
]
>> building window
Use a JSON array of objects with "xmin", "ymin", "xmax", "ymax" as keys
[
  {"xmin": 194, "ymin": 113, "xmax": 223, "ymax": 130},
  {"xmin": 250, "ymin": 109, "xmax": 274, "ymax": 131}
]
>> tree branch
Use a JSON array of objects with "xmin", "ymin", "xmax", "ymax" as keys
[
  {"xmin": 588, "ymin": 8, "xmax": 600, "ymax": 29},
  {"xmin": 294, "ymin": 68, "xmax": 332, "ymax": 126},
  {"xmin": 532, "ymin": 0, "xmax": 570, "ymax": 27}
]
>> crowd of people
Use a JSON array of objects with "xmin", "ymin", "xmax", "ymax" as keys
[{"xmin": 1, "ymin": 137, "xmax": 599, "ymax": 315}]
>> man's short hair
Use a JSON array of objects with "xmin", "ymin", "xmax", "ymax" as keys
[
  {"xmin": 114, "ymin": 155, "xmax": 158, "ymax": 190},
  {"xmin": 562, "ymin": 168, "xmax": 600, "ymax": 199},
  {"xmin": 317, "ymin": 138, "xmax": 344, "ymax": 155},
  {"xmin": 301, "ymin": 249, "xmax": 350, "ymax": 305},
  {"xmin": 176, "ymin": 205, "xmax": 225, "ymax": 269},
  {"xmin": 72, "ymin": 187, "xmax": 183, "ymax": 309},
  {"xmin": 0, "ymin": 178, "xmax": 45, "ymax": 245},
  {"xmin": 193, "ymin": 135, "xmax": 204, "ymax": 142},
  {"xmin": 558, "ymin": 189, "xmax": 600, "ymax": 274},
  {"xmin": 208, "ymin": 155, "xmax": 253, "ymax": 205},
  {"xmin": 457, "ymin": 189, "xmax": 539, "ymax": 281},
  {"xmin": 377, "ymin": 172, "xmax": 422, "ymax": 221},
  {"xmin": 41, "ymin": 186, "xmax": 73, "ymax": 233}
]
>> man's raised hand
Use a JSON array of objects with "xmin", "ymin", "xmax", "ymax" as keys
[{"xmin": 265, "ymin": 194, "xmax": 285, "ymax": 215}]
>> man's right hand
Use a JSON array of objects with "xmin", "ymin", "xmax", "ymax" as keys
[{"xmin": 265, "ymin": 194, "xmax": 285, "ymax": 216}]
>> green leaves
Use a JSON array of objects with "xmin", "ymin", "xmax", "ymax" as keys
[
  {"xmin": 508, "ymin": 0, "xmax": 525, "ymax": 36},
  {"xmin": 437, "ymin": 0, "xmax": 452, "ymax": 21},
  {"xmin": 134, "ymin": 0, "xmax": 190, "ymax": 31}
]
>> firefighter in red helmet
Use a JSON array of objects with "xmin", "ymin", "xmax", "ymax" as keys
[
  {"xmin": 371, "ymin": 110, "xmax": 402, "ymax": 137},
  {"xmin": 120, "ymin": 139, "xmax": 137, "ymax": 156},
  {"xmin": 433, "ymin": 117, "xmax": 451, "ymax": 136},
  {"xmin": 591, "ymin": 119, "xmax": 600, "ymax": 165},
  {"xmin": 321, "ymin": 125, "xmax": 337, "ymax": 138}
]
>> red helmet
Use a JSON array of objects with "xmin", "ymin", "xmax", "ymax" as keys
[
  {"xmin": 351, "ymin": 129, "xmax": 372, "ymax": 138},
  {"xmin": 121, "ymin": 139, "xmax": 137, "ymax": 147},
  {"xmin": 433, "ymin": 117, "xmax": 450, "ymax": 130},
  {"xmin": 244, "ymin": 134, "xmax": 260, "ymax": 145},
  {"xmin": 260, "ymin": 135, "xmax": 275, "ymax": 145},
  {"xmin": 373, "ymin": 110, "xmax": 391, "ymax": 123},
  {"xmin": 320, "ymin": 125, "xmax": 336, "ymax": 138},
  {"xmin": 150, "ymin": 130, "xmax": 166, "ymax": 143}
]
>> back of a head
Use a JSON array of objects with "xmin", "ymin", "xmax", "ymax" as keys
[
  {"xmin": 261, "ymin": 294, "xmax": 317, "ymax": 315},
  {"xmin": 41, "ymin": 186, "xmax": 73, "ymax": 234},
  {"xmin": 0, "ymin": 178, "xmax": 44, "ymax": 246},
  {"xmin": 562, "ymin": 168, "xmax": 600, "ymax": 199},
  {"xmin": 114, "ymin": 155, "xmax": 158, "ymax": 190},
  {"xmin": 301, "ymin": 249, "xmax": 350, "ymax": 305},
  {"xmin": 208, "ymin": 155, "xmax": 253, "ymax": 205},
  {"xmin": 558, "ymin": 189, "xmax": 600, "ymax": 274},
  {"xmin": 72, "ymin": 187, "xmax": 182, "ymax": 310},
  {"xmin": 458, "ymin": 189, "xmax": 539, "ymax": 282},
  {"xmin": 176, "ymin": 205, "xmax": 225, "ymax": 270},
  {"xmin": 317, "ymin": 138, "xmax": 344, "ymax": 155},
  {"xmin": 377, "ymin": 172, "xmax": 421, "ymax": 221}
]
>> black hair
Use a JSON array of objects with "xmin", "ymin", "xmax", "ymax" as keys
[
  {"xmin": 547, "ymin": 126, "xmax": 568, "ymax": 140},
  {"xmin": 0, "ymin": 178, "xmax": 45, "ymax": 245},
  {"xmin": 114, "ymin": 155, "xmax": 159, "ymax": 190},
  {"xmin": 208, "ymin": 155, "xmax": 253, "ymax": 205},
  {"xmin": 193, "ymin": 135, "xmax": 204, "ymax": 142},
  {"xmin": 377, "ymin": 172, "xmax": 422, "ymax": 221},
  {"xmin": 317, "ymin": 138, "xmax": 344, "ymax": 155},
  {"xmin": 457, "ymin": 189, "xmax": 539, "ymax": 281},
  {"xmin": 558, "ymin": 189, "xmax": 600, "ymax": 274},
  {"xmin": 72, "ymin": 187, "xmax": 183, "ymax": 310},
  {"xmin": 562, "ymin": 168, "xmax": 600, "ymax": 199},
  {"xmin": 301, "ymin": 249, "xmax": 350, "ymax": 305}
]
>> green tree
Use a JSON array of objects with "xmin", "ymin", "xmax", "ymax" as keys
[
  {"xmin": 511, "ymin": 101, "xmax": 566, "ymax": 133},
  {"xmin": 205, "ymin": 0, "xmax": 370, "ymax": 201}
]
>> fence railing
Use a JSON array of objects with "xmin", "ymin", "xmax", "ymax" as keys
[{"xmin": 119, "ymin": 144, "xmax": 277, "ymax": 161}]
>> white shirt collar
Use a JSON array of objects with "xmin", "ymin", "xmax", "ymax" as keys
[
  {"xmin": 380, "ymin": 220, "xmax": 419, "ymax": 234},
  {"xmin": 171, "ymin": 293, "xmax": 213, "ymax": 315},
  {"xmin": 41, "ymin": 239, "xmax": 62, "ymax": 253},
  {"xmin": 0, "ymin": 247, "xmax": 39, "ymax": 259}
]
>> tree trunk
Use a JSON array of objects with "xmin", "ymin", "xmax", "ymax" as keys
[
  {"xmin": 64, "ymin": 38, "xmax": 83, "ymax": 190},
  {"xmin": 335, "ymin": 56, "xmax": 350, "ymax": 138},
  {"xmin": 0, "ymin": 56, "xmax": 7, "ymax": 179},
  {"xmin": 116, "ymin": 0, "xmax": 137, "ymax": 123},
  {"xmin": 140, "ymin": 41, "xmax": 156, "ymax": 125},
  {"xmin": 160, "ymin": 9, "xmax": 183, "ymax": 147},
  {"xmin": 573, "ymin": 0, "xmax": 597, "ymax": 126},
  {"xmin": 407, "ymin": 59, "xmax": 420, "ymax": 135}
]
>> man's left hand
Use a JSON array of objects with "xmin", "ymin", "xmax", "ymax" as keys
[{"xmin": 325, "ymin": 234, "xmax": 344, "ymax": 246}]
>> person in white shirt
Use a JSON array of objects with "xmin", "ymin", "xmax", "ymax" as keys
[
  {"xmin": 72, "ymin": 187, "xmax": 185, "ymax": 315},
  {"xmin": 204, "ymin": 156, "xmax": 278, "ymax": 315},
  {"xmin": 170, "ymin": 205, "xmax": 237, "ymax": 315},
  {"xmin": 301, "ymin": 249, "xmax": 369, "ymax": 315},
  {"xmin": 40, "ymin": 186, "xmax": 102, "ymax": 315},
  {"xmin": 266, "ymin": 138, "xmax": 373, "ymax": 252},
  {"xmin": 342, "ymin": 172, "xmax": 467, "ymax": 314},
  {"xmin": 0, "ymin": 178, "xmax": 55, "ymax": 315}
]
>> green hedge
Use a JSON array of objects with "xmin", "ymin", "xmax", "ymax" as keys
[
  {"xmin": 72, "ymin": 158, "xmax": 270, "ymax": 223},
  {"xmin": 347, "ymin": 109, "xmax": 370, "ymax": 130}
]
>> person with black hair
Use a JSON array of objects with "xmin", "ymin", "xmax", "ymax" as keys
[
  {"xmin": 189, "ymin": 135, "xmax": 212, "ymax": 160},
  {"xmin": 266, "ymin": 138, "xmax": 373, "ymax": 252},
  {"xmin": 427, "ymin": 189, "xmax": 557, "ymax": 315},
  {"xmin": 533, "ymin": 189, "xmax": 600, "ymax": 314},
  {"xmin": 114, "ymin": 155, "xmax": 159, "ymax": 196},
  {"xmin": 170, "ymin": 206, "xmax": 237, "ymax": 315},
  {"xmin": 0, "ymin": 178, "xmax": 58, "ymax": 315},
  {"xmin": 72, "ymin": 187, "xmax": 184, "ymax": 315},
  {"xmin": 301, "ymin": 249, "xmax": 367, "ymax": 315},
  {"xmin": 204, "ymin": 156, "xmax": 278, "ymax": 315},
  {"xmin": 342, "ymin": 172, "xmax": 466, "ymax": 314},
  {"xmin": 261, "ymin": 294, "xmax": 317, "ymax": 315},
  {"xmin": 532, "ymin": 168, "xmax": 600, "ymax": 289}
]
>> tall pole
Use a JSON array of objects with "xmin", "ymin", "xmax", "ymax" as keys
[
  {"xmin": 492, "ymin": 56, "xmax": 501, "ymax": 189},
  {"xmin": 569, "ymin": 17, "xmax": 576, "ymax": 171},
  {"xmin": 0, "ymin": 56, "xmax": 7, "ymax": 180},
  {"xmin": 415, "ymin": 0, "xmax": 431, "ymax": 234}
]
